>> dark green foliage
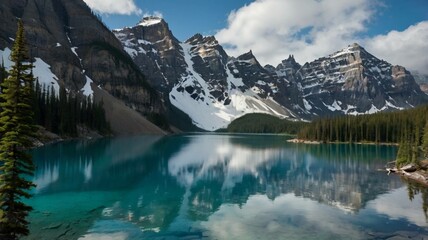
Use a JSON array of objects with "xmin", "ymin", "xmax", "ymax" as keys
[
  {"xmin": 406, "ymin": 181, "xmax": 428, "ymax": 221},
  {"xmin": 396, "ymin": 140, "xmax": 413, "ymax": 167},
  {"xmin": 0, "ymin": 20, "xmax": 36, "ymax": 239},
  {"xmin": 0, "ymin": 59, "xmax": 7, "ymax": 84},
  {"xmin": 147, "ymin": 113, "xmax": 170, "ymax": 131},
  {"xmin": 297, "ymin": 105, "xmax": 428, "ymax": 167},
  {"xmin": 226, "ymin": 113, "xmax": 308, "ymax": 134},
  {"xmin": 423, "ymin": 120, "xmax": 428, "ymax": 158},
  {"xmin": 33, "ymin": 84, "xmax": 110, "ymax": 137},
  {"xmin": 298, "ymin": 105, "xmax": 428, "ymax": 144}
]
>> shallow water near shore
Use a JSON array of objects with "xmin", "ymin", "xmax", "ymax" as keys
[{"xmin": 24, "ymin": 134, "xmax": 428, "ymax": 239}]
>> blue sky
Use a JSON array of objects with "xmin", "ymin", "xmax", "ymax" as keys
[
  {"xmin": 83, "ymin": 0, "xmax": 428, "ymax": 74},
  {"xmin": 100, "ymin": 0, "xmax": 251, "ymax": 40}
]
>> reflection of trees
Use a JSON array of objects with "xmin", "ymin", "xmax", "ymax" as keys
[
  {"xmin": 30, "ymin": 135, "xmax": 193, "ymax": 194},
  {"xmin": 30, "ymin": 135, "xmax": 194, "ymax": 233},
  {"xmin": 406, "ymin": 180, "xmax": 428, "ymax": 222},
  {"xmin": 29, "ymin": 135, "xmax": 192, "ymax": 204},
  {"xmin": 29, "ymin": 134, "xmax": 406, "ymax": 234},
  {"xmin": 173, "ymin": 137, "xmax": 402, "ymax": 219},
  {"xmin": 228, "ymin": 134, "xmax": 289, "ymax": 149}
]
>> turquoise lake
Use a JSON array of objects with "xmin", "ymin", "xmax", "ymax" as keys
[{"xmin": 24, "ymin": 134, "xmax": 428, "ymax": 239}]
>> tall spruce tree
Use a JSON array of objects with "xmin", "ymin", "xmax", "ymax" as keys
[
  {"xmin": 0, "ymin": 20, "xmax": 36, "ymax": 239},
  {"xmin": 0, "ymin": 59, "xmax": 7, "ymax": 84},
  {"xmin": 423, "ymin": 120, "xmax": 428, "ymax": 159}
]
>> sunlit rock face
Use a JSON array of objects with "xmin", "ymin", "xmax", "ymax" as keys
[
  {"xmin": 0, "ymin": 0, "xmax": 163, "ymax": 120},
  {"xmin": 282, "ymin": 43, "xmax": 428, "ymax": 117},
  {"xmin": 116, "ymin": 18, "xmax": 428, "ymax": 130},
  {"xmin": 115, "ymin": 19, "xmax": 296, "ymax": 131}
]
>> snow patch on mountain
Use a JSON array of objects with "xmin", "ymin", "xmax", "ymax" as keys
[
  {"xmin": 138, "ymin": 17, "xmax": 162, "ymax": 27},
  {"xmin": 1, "ymin": 49, "xmax": 60, "ymax": 95},
  {"xmin": 303, "ymin": 99, "xmax": 312, "ymax": 110},
  {"xmin": 114, "ymin": 32, "xmax": 150, "ymax": 58},
  {"xmin": 0, "ymin": 48, "xmax": 13, "ymax": 69},
  {"xmin": 169, "ymin": 43, "xmax": 288, "ymax": 131},
  {"xmin": 81, "ymin": 76, "xmax": 94, "ymax": 97},
  {"xmin": 226, "ymin": 65, "xmax": 244, "ymax": 91},
  {"xmin": 33, "ymin": 58, "xmax": 60, "ymax": 95}
]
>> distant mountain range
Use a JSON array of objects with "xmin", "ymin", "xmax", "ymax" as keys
[
  {"xmin": 114, "ymin": 16, "xmax": 428, "ymax": 131},
  {"xmin": 0, "ymin": 0, "xmax": 427, "ymax": 133}
]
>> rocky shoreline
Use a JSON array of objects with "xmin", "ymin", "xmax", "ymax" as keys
[
  {"xmin": 31, "ymin": 125, "xmax": 105, "ymax": 148},
  {"xmin": 286, "ymin": 138, "xmax": 321, "ymax": 144},
  {"xmin": 386, "ymin": 160, "xmax": 428, "ymax": 186},
  {"xmin": 287, "ymin": 138, "xmax": 399, "ymax": 146}
]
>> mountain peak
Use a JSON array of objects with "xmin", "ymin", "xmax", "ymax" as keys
[
  {"xmin": 186, "ymin": 34, "xmax": 218, "ymax": 46},
  {"xmin": 348, "ymin": 42, "xmax": 367, "ymax": 52},
  {"xmin": 239, "ymin": 50, "xmax": 255, "ymax": 60},
  {"xmin": 138, "ymin": 16, "xmax": 163, "ymax": 27},
  {"xmin": 187, "ymin": 33, "xmax": 203, "ymax": 42},
  {"xmin": 328, "ymin": 43, "xmax": 368, "ymax": 59},
  {"xmin": 282, "ymin": 54, "xmax": 300, "ymax": 66}
]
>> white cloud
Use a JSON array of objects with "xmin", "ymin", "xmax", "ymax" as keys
[
  {"xmin": 364, "ymin": 21, "xmax": 428, "ymax": 75},
  {"xmin": 216, "ymin": 0, "xmax": 375, "ymax": 66},
  {"xmin": 83, "ymin": 0, "xmax": 142, "ymax": 15},
  {"xmin": 215, "ymin": 0, "xmax": 428, "ymax": 75},
  {"xmin": 143, "ymin": 11, "xmax": 164, "ymax": 19}
]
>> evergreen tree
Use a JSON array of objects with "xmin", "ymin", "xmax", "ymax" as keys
[
  {"xmin": 0, "ymin": 59, "xmax": 7, "ymax": 84},
  {"xmin": 423, "ymin": 120, "xmax": 428, "ymax": 159},
  {"xmin": 396, "ymin": 140, "xmax": 411, "ymax": 168},
  {"xmin": 0, "ymin": 20, "xmax": 36, "ymax": 239}
]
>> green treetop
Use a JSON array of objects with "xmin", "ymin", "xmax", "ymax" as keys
[
  {"xmin": 423, "ymin": 120, "xmax": 428, "ymax": 159},
  {"xmin": 0, "ymin": 20, "xmax": 36, "ymax": 240}
]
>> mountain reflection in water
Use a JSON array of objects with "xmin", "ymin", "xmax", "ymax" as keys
[{"xmin": 25, "ymin": 134, "xmax": 428, "ymax": 240}]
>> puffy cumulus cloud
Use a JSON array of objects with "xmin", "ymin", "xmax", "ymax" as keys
[
  {"xmin": 364, "ymin": 21, "xmax": 428, "ymax": 75},
  {"xmin": 83, "ymin": 0, "xmax": 142, "ymax": 15},
  {"xmin": 216, "ymin": 0, "xmax": 428, "ymax": 75},
  {"xmin": 143, "ymin": 11, "xmax": 164, "ymax": 19},
  {"xmin": 216, "ymin": 0, "xmax": 375, "ymax": 66}
]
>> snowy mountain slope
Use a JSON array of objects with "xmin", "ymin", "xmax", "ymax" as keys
[
  {"xmin": 114, "ymin": 17, "xmax": 295, "ymax": 131},
  {"xmin": 170, "ymin": 43, "xmax": 289, "ymax": 130},
  {"xmin": 115, "ymin": 17, "xmax": 428, "ymax": 130},
  {"xmin": 286, "ymin": 43, "xmax": 428, "ymax": 116}
]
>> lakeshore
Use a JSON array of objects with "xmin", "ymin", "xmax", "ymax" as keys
[{"xmin": 387, "ymin": 160, "xmax": 428, "ymax": 187}]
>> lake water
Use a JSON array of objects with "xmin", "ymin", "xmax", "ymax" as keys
[{"xmin": 24, "ymin": 134, "xmax": 428, "ymax": 240}]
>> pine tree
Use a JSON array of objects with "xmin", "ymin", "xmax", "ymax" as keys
[
  {"xmin": 396, "ymin": 140, "xmax": 410, "ymax": 168},
  {"xmin": 423, "ymin": 120, "xmax": 428, "ymax": 159},
  {"xmin": 0, "ymin": 59, "xmax": 7, "ymax": 84},
  {"xmin": 0, "ymin": 20, "xmax": 36, "ymax": 240}
]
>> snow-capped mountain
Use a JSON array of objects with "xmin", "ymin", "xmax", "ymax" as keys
[
  {"xmin": 281, "ymin": 43, "xmax": 428, "ymax": 116},
  {"xmin": 114, "ymin": 17, "xmax": 296, "ymax": 131},
  {"xmin": 0, "ymin": 0, "xmax": 165, "ymax": 134},
  {"xmin": 115, "ymin": 17, "xmax": 428, "ymax": 130}
]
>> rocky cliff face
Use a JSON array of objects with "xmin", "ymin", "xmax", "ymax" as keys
[
  {"xmin": 275, "ymin": 43, "xmax": 428, "ymax": 116},
  {"xmin": 115, "ymin": 18, "xmax": 428, "ymax": 130},
  {"xmin": 0, "ymin": 0, "xmax": 164, "ymax": 134},
  {"xmin": 115, "ymin": 18, "xmax": 295, "ymax": 130},
  {"xmin": 113, "ymin": 17, "xmax": 184, "ymax": 94}
]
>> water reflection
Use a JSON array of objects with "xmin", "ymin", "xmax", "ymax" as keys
[
  {"xmin": 407, "ymin": 181, "xmax": 428, "ymax": 223},
  {"xmin": 168, "ymin": 135, "xmax": 400, "ymax": 214},
  {"xmin": 31, "ymin": 135, "xmax": 164, "ymax": 193},
  {"xmin": 26, "ymin": 134, "xmax": 427, "ymax": 239}
]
